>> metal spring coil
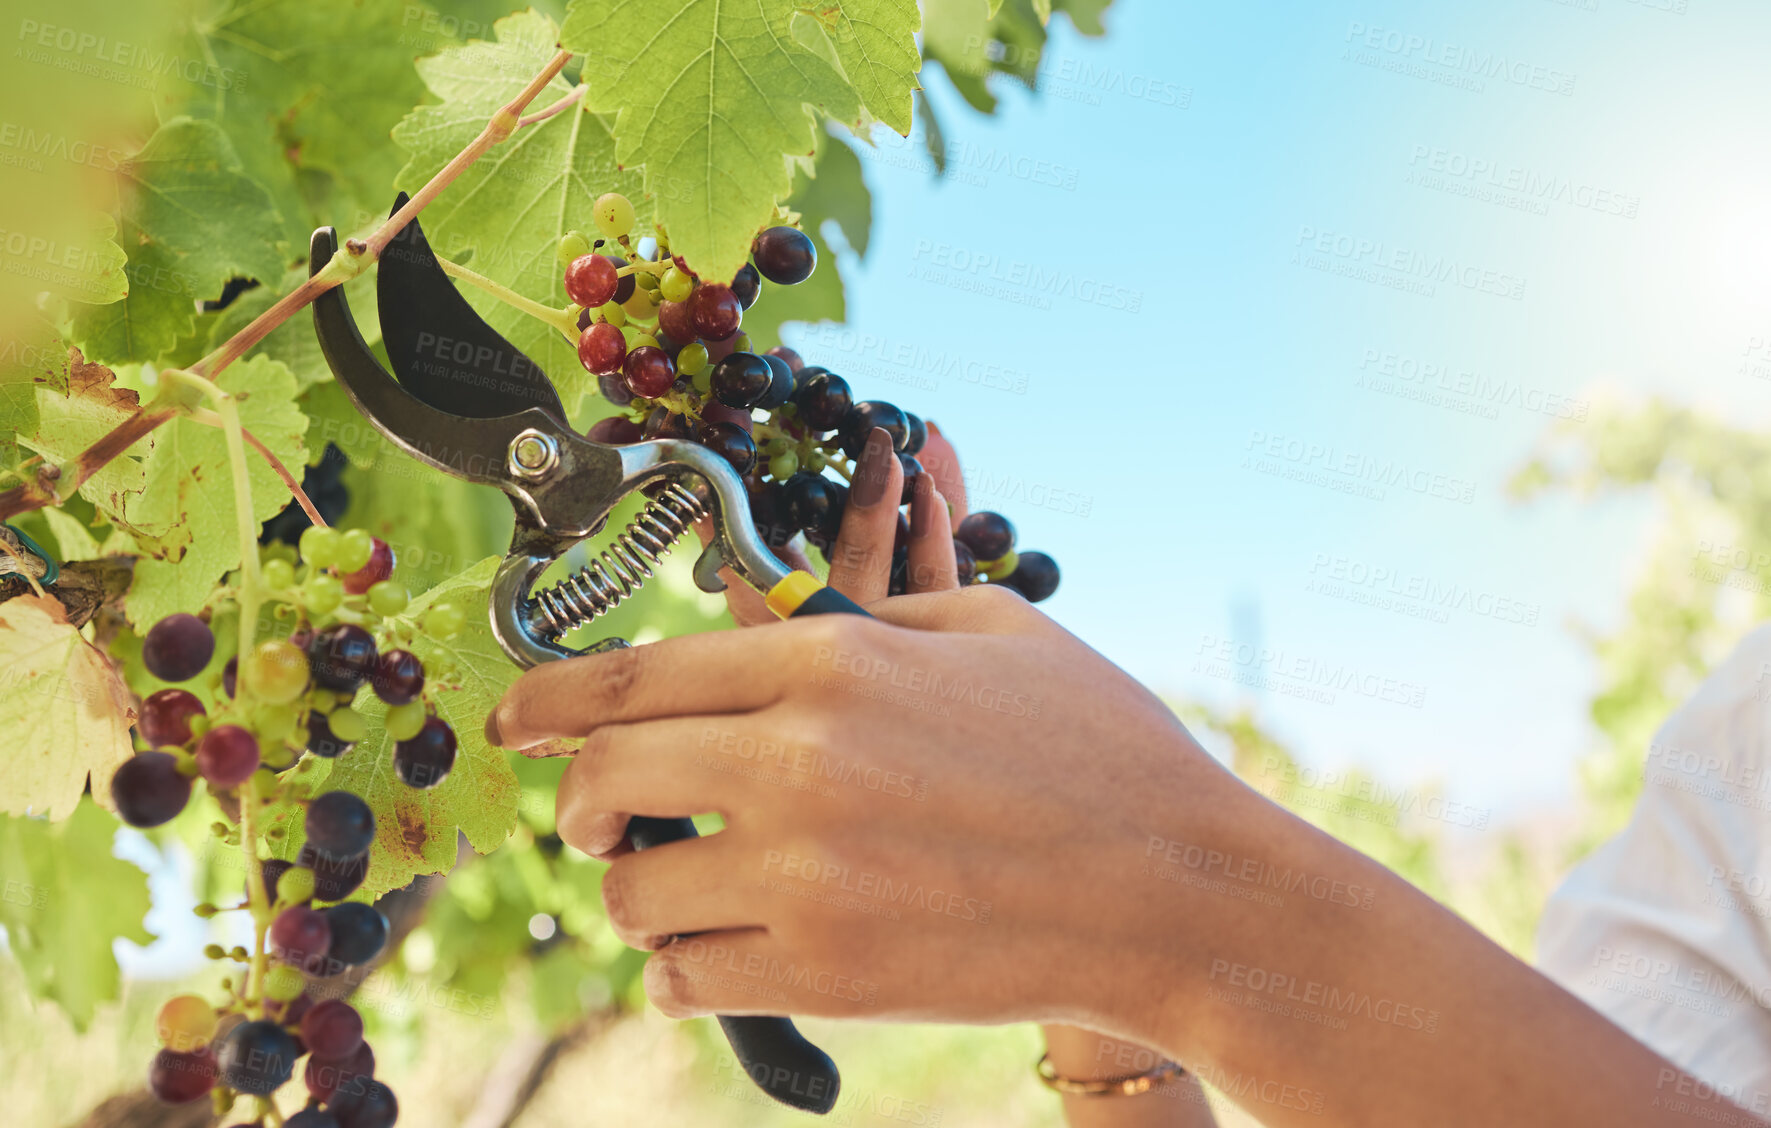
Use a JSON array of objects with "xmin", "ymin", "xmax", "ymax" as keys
[{"xmin": 529, "ymin": 482, "xmax": 707, "ymax": 637}]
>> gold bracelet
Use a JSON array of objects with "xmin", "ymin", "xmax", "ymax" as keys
[{"xmin": 1035, "ymin": 1052, "xmax": 1187, "ymax": 1097}]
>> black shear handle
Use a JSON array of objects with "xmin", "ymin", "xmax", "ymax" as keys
[{"xmin": 630, "ymin": 582, "xmax": 870, "ymax": 1116}]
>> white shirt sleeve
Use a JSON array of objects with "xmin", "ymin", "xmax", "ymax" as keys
[{"xmin": 1536, "ymin": 623, "xmax": 1771, "ymax": 1114}]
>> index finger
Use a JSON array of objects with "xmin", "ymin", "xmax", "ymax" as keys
[{"xmin": 487, "ymin": 627, "xmax": 792, "ymax": 751}]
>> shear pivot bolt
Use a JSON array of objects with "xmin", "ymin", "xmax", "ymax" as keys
[{"xmin": 509, "ymin": 430, "xmax": 559, "ymax": 481}]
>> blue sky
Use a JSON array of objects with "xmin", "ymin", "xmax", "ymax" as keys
[{"xmin": 785, "ymin": 0, "xmax": 1771, "ymax": 817}]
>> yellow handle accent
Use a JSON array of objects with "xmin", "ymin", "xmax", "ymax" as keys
[{"xmin": 765, "ymin": 570, "xmax": 824, "ymax": 619}]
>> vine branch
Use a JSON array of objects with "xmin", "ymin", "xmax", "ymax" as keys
[{"xmin": 0, "ymin": 46, "xmax": 577, "ymax": 527}]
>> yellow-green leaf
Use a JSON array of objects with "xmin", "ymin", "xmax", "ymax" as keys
[{"xmin": 0, "ymin": 595, "xmax": 137, "ymax": 821}]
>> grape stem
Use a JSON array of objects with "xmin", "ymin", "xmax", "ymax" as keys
[
  {"xmin": 0, "ymin": 537, "xmax": 46, "ymax": 598},
  {"xmin": 519, "ymin": 83, "xmax": 584, "ymax": 126},
  {"xmin": 0, "ymin": 47, "xmax": 577, "ymax": 525},
  {"xmin": 827, "ymin": 459, "xmax": 853, "ymax": 483},
  {"xmin": 184, "ymin": 407, "xmax": 326, "ymax": 529},
  {"xmin": 435, "ymin": 255, "xmax": 580, "ymax": 344}
]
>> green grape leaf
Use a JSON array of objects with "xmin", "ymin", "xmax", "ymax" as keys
[
  {"xmin": 561, "ymin": 0, "xmax": 862, "ymax": 284},
  {"xmin": 986, "ymin": 0, "xmax": 1005, "ymax": 14},
  {"xmin": 923, "ymin": 0, "xmax": 997, "ymax": 112},
  {"xmin": 1032, "ymin": 0, "xmax": 1052, "ymax": 24},
  {"xmin": 812, "ymin": 0, "xmax": 922, "ymax": 136},
  {"xmin": 0, "ymin": 799, "xmax": 152, "ymax": 1029},
  {"xmin": 17, "ymin": 351, "xmax": 151, "ymax": 522},
  {"xmin": 1055, "ymin": 0, "xmax": 1113, "ymax": 35},
  {"xmin": 0, "ymin": 211, "xmax": 129, "ymax": 311},
  {"xmin": 393, "ymin": 10, "xmax": 644, "ymax": 398},
  {"xmin": 124, "ymin": 355, "xmax": 308, "ymax": 627},
  {"xmin": 270, "ymin": 556, "xmax": 523, "ymax": 901},
  {"xmin": 742, "ymin": 127, "xmax": 872, "ymax": 346},
  {"xmin": 0, "ymin": 595, "xmax": 137, "ymax": 822},
  {"xmin": 156, "ymin": 0, "xmax": 455, "ymax": 248},
  {"xmin": 66, "ymin": 119, "xmax": 285, "ymax": 366}
]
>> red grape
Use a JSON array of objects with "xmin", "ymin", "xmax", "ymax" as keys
[
  {"xmin": 217, "ymin": 1019, "xmax": 301, "ymax": 1095},
  {"xmin": 731, "ymin": 262, "xmax": 762, "ymax": 308},
  {"xmin": 339, "ymin": 538, "xmax": 393, "ymax": 596},
  {"xmin": 148, "ymin": 1046, "xmax": 217, "ymax": 1104},
  {"xmin": 325, "ymin": 902, "xmax": 390, "ymax": 966},
  {"xmin": 195, "ymin": 724, "xmax": 260, "ymax": 788},
  {"xmin": 307, "ymin": 791, "xmax": 375, "ymax": 856},
  {"xmin": 710, "ymin": 353, "xmax": 771, "ymax": 408},
  {"xmin": 956, "ymin": 511, "xmax": 1016, "ymax": 562},
  {"xmin": 688, "ymin": 282, "xmax": 742, "ymax": 340},
  {"xmin": 371, "ymin": 649, "xmax": 424, "ymax": 706},
  {"xmin": 307, "ymin": 624, "xmax": 378, "ymax": 692},
  {"xmin": 794, "ymin": 372, "xmax": 852, "ymax": 433},
  {"xmin": 588, "ymin": 416, "xmax": 643, "ymax": 445},
  {"xmin": 563, "ymin": 253, "xmax": 618, "ymax": 308},
  {"xmin": 656, "ymin": 297, "xmax": 695, "ymax": 342},
  {"xmin": 331, "ymin": 1079, "xmax": 399, "ymax": 1128},
  {"xmin": 622, "ymin": 345, "xmax": 675, "ymax": 398},
  {"xmin": 697, "ymin": 420, "xmax": 758, "ymax": 476},
  {"xmin": 306, "ymin": 1039, "xmax": 375, "ymax": 1102},
  {"xmin": 138, "ymin": 688, "xmax": 205, "ymax": 748},
  {"xmin": 1002, "ymin": 550, "xmax": 1060, "ymax": 603},
  {"xmin": 298, "ymin": 842, "xmax": 368, "ymax": 902},
  {"xmin": 300, "ymin": 999, "xmax": 365, "ymax": 1059},
  {"xmin": 271, "ymin": 905, "xmax": 332, "ymax": 969},
  {"xmin": 839, "ymin": 400, "xmax": 910, "ymax": 457},
  {"xmin": 142, "ymin": 613, "xmax": 215, "ymax": 682},
  {"xmin": 578, "ymin": 322, "xmax": 626, "ymax": 374},
  {"xmin": 765, "ymin": 345, "xmax": 803, "ymax": 372}
]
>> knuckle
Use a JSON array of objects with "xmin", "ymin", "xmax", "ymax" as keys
[
  {"xmin": 645, "ymin": 948, "xmax": 698, "ymax": 1018},
  {"xmin": 599, "ymin": 860, "xmax": 649, "ymax": 947},
  {"xmin": 963, "ymin": 581, "xmax": 1024, "ymax": 616}
]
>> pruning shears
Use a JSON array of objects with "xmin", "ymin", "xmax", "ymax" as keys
[{"xmin": 309, "ymin": 198, "xmax": 865, "ymax": 1115}]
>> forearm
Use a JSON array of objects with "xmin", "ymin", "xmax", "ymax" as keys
[
  {"xmin": 1128, "ymin": 767, "xmax": 1767, "ymax": 1127},
  {"xmin": 1041, "ymin": 1025, "xmax": 1217, "ymax": 1127}
]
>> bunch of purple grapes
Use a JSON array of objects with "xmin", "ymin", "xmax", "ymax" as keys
[
  {"xmin": 559, "ymin": 194, "xmax": 1059, "ymax": 602},
  {"xmin": 113, "ymin": 527, "xmax": 472, "ymax": 1123}
]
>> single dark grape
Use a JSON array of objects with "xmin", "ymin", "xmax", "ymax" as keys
[
  {"xmin": 641, "ymin": 407, "xmax": 693, "ymax": 441},
  {"xmin": 111, "ymin": 751, "xmax": 192, "ymax": 828},
  {"xmin": 307, "ymin": 625, "xmax": 378, "ymax": 692},
  {"xmin": 149, "ymin": 1046, "xmax": 217, "ymax": 1104},
  {"xmin": 139, "ymin": 688, "xmax": 205, "ymax": 748},
  {"xmin": 272, "ymin": 905, "xmax": 332, "ymax": 971},
  {"xmin": 749, "ymin": 479, "xmax": 794, "ymax": 549},
  {"xmin": 306, "ymin": 1040, "xmax": 375, "ymax": 1103},
  {"xmin": 752, "ymin": 226, "xmax": 816, "ymax": 284},
  {"xmin": 755, "ymin": 354, "xmax": 794, "ymax": 409},
  {"xmin": 1003, "ymin": 550, "xmax": 1060, "ymax": 603},
  {"xmin": 698, "ymin": 420, "xmax": 757, "ymax": 476},
  {"xmin": 701, "ymin": 402, "xmax": 753, "ymax": 431},
  {"xmin": 793, "ymin": 372, "xmax": 851, "ymax": 432},
  {"xmin": 588, "ymin": 416, "xmax": 643, "ymax": 445},
  {"xmin": 196, "ymin": 724, "xmax": 261, "ymax": 788},
  {"xmin": 597, "ymin": 371, "xmax": 633, "ymax": 407},
  {"xmin": 730, "ymin": 261, "xmax": 762, "ymax": 309},
  {"xmin": 394, "ymin": 718, "xmax": 457, "ymax": 790},
  {"xmin": 372, "ymin": 649, "xmax": 425, "ymax": 706},
  {"xmin": 222, "ymin": 655, "xmax": 238, "ymax": 697},
  {"xmin": 766, "ymin": 345, "xmax": 803, "ymax": 373},
  {"xmin": 331, "ymin": 1079, "xmax": 399, "ymax": 1128},
  {"xmin": 656, "ymin": 297, "xmax": 695, "ymax": 342},
  {"xmin": 287, "ymin": 1111, "xmax": 342, "ymax": 1128},
  {"xmin": 340, "ymin": 538, "xmax": 394, "ymax": 596},
  {"xmin": 218, "ymin": 1019, "xmax": 301, "ymax": 1095},
  {"xmin": 956, "ymin": 511, "xmax": 1016, "ymax": 562},
  {"xmin": 301, "ymin": 999, "xmax": 365, "ymax": 1060},
  {"xmin": 142, "ymin": 613, "xmax": 215, "ymax": 682},
  {"xmin": 709, "ymin": 352, "xmax": 772, "ymax": 408},
  {"xmin": 602, "ymin": 255, "xmax": 636, "ymax": 304},
  {"xmin": 903, "ymin": 412, "xmax": 928, "ymax": 455},
  {"xmin": 306, "ymin": 791, "xmax": 375, "ymax": 857},
  {"xmin": 689, "ymin": 282, "xmax": 742, "ymax": 340},
  {"xmin": 307, "ymin": 711, "xmax": 354, "ymax": 759},
  {"xmin": 563, "ymin": 254, "xmax": 618, "ymax": 308},
  {"xmin": 953, "ymin": 539, "xmax": 978, "ymax": 585},
  {"xmin": 897, "ymin": 453, "xmax": 922, "ymax": 506},
  {"xmin": 782, "ymin": 472, "xmax": 836, "ymax": 535},
  {"xmin": 792, "ymin": 363, "xmax": 827, "ymax": 395},
  {"xmin": 258, "ymin": 858, "xmax": 296, "ymax": 903},
  {"xmin": 623, "ymin": 345, "xmax": 676, "ymax": 398},
  {"xmin": 325, "ymin": 902, "xmax": 390, "ymax": 966},
  {"xmin": 298, "ymin": 843, "xmax": 368, "ymax": 902},
  {"xmin": 839, "ymin": 401, "xmax": 909, "ymax": 457}
]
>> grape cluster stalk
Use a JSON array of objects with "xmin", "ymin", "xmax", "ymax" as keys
[
  {"xmin": 561, "ymin": 194, "xmax": 1061, "ymax": 602},
  {"xmin": 120, "ymin": 527, "xmax": 468, "ymax": 1125}
]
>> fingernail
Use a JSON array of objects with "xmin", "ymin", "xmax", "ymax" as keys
[
  {"xmin": 911, "ymin": 475, "xmax": 939, "ymax": 536},
  {"xmin": 483, "ymin": 706, "xmax": 504, "ymax": 747},
  {"xmin": 852, "ymin": 427, "xmax": 893, "ymax": 507}
]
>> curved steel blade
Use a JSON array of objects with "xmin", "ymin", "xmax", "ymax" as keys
[{"xmin": 377, "ymin": 193, "xmax": 566, "ymax": 423}]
